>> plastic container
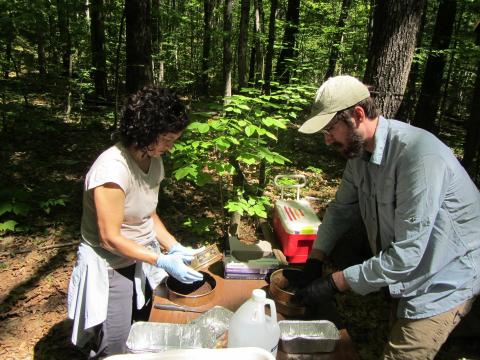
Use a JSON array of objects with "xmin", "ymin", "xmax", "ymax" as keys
[
  {"xmin": 272, "ymin": 174, "xmax": 321, "ymax": 264},
  {"xmin": 105, "ymin": 347, "xmax": 275, "ymax": 360},
  {"xmin": 273, "ymin": 199, "xmax": 320, "ymax": 263},
  {"xmin": 227, "ymin": 289, "xmax": 280, "ymax": 356}
]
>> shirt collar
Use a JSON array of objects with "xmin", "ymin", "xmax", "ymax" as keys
[{"xmin": 370, "ymin": 116, "xmax": 388, "ymax": 165}]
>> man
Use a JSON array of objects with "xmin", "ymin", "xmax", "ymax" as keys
[{"xmin": 297, "ymin": 75, "xmax": 480, "ymax": 359}]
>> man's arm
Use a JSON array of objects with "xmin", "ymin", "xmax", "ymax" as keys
[
  {"xmin": 312, "ymin": 161, "xmax": 362, "ymax": 256},
  {"xmin": 343, "ymin": 153, "xmax": 448, "ymax": 295}
]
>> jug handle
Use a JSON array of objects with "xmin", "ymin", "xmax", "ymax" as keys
[{"xmin": 265, "ymin": 298, "xmax": 277, "ymax": 323}]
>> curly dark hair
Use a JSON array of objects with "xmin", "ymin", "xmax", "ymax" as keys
[{"xmin": 119, "ymin": 85, "xmax": 189, "ymax": 149}]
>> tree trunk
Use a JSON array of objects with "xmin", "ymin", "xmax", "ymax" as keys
[
  {"xmin": 438, "ymin": 2, "xmax": 465, "ymax": 130},
  {"xmin": 45, "ymin": 0, "xmax": 58, "ymax": 68},
  {"xmin": 125, "ymin": 0, "xmax": 153, "ymax": 94},
  {"xmin": 462, "ymin": 25, "xmax": 480, "ymax": 177},
  {"xmin": 114, "ymin": 6, "xmax": 126, "ymax": 129},
  {"xmin": 248, "ymin": 0, "xmax": 264, "ymax": 85},
  {"xmin": 324, "ymin": 0, "xmax": 352, "ymax": 81},
  {"xmin": 90, "ymin": 0, "xmax": 107, "ymax": 98},
  {"xmin": 200, "ymin": 0, "xmax": 214, "ymax": 96},
  {"xmin": 37, "ymin": 34, "xmax": 47, "ymax": 75},
  {"xmin": 363, "ymin": 0, "xmax": 426, "ymax": 118},
  {"xmin": 263, "ymin": 0, "xmax": 277, "ymax": 94},
  {"xmin": 56, "ymin": 0, "xmax": 71, "ymax": 75},
  {"xmin": 151, "ymin": 0, "xmax": 163, "ymax": 83},
  {"xmin": 275, "ymin": 0, "xmax": 300, "ymax": 85},
  {"xmin": 223, "ymin": 0, "xmax": 233, "ymax": 99},
  {"xmin": 3, "ymin": 12, "xmax": 14, "ymax": 79},
  {"xmin": 238, "ymin": 0, "xmax": 250, "ymax": 90},
  {"xmin": 35, "ymin": 9, "xmax": 47, "ymax": 75},
  {"xmin": 412, "ymin": 0, "xmax": 456, "ymax": 133},
  {"xmin": 395, "ymin": 0, "xmax": 428, "ymax": 122}
]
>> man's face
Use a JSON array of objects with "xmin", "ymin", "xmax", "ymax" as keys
[{"xmin": 323, "ymin": 117, "xmax": 365, "ymax": 159}]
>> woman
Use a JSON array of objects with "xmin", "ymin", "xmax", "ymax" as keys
[{"xmin": 67, "ymin": 86, "xmax": 203, "ymax": 358}]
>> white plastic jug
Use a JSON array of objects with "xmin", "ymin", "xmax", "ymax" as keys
[{"xmin": 227, "ymin": 289, "xmax": 280, "ymax": 356}]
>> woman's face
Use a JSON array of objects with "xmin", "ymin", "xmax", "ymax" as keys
[{"xmin": 146, "ymin": 131, "xmax": 183, "ymax": 157}]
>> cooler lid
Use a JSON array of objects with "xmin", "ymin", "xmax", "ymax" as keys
[{"xmin": 275, "ymin": 199, "xmax": 320, "ymax": 235}]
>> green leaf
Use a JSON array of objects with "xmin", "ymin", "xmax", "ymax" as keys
[
  {"xmin": 196, "ymin": 172, "xmax": 213, "ymax": 186},
  {"xmin": 174, "ymin": 166, "xmax": 196, "ymax": 180},
  {"xmin": 213, "ymin": 137, "xmax": 231, "ymax": 150},
  {"xmin": 188, "ymin": 122, "xmax": 210, "ymax": 133},
  {"xmin": 237, "ymin": 104, "xmax": 250, "ymax": 110},
  {"xmin": 12, "ymin": 202, "xmax": 31, "ymax": 216},
  {"xmin": 245, "ymin": 125, "xmax": 255, "ymax": 137},
  {"xmin": 0, "ymin": 220, "xmax": 17, "ymax": 233},
  {"xmin": 0, "ymin": 202, "xmax": 13, "ymax": 216},
  {"xmin": 224, "ymin": 202, "xmax": 244, "ymax": 215},
  {"xmin": 262, "ymin": 117, "xmax": 274, "ymax": 127},
  {"xmin": 237, "ymin": 154, "xmax": 258, "ymax": 165},
  {"xmin": 264, "ymin": 130, "xmax": 277, "ymax": 140}
]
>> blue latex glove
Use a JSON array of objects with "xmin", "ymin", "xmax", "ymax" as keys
[
  {"xmin": 168, "ymin": 243, "xmax": 206, "ymax": 263},
  {"xmin": 155, "ymin": 253, "xmax": 204, "ymax": 284}
]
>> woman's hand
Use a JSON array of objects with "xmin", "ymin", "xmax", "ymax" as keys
[
  {"xmin": 155, "ymin": 253, "xmax": 204, "ymax": 283},
  {"xmin": 168, "ymin": 243, "xmax": 206, "ymax": 263}
]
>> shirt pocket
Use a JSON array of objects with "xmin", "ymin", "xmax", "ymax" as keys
[{"xmin": 377, "ymin": 178, "xmax": 396, "ymax": 243}]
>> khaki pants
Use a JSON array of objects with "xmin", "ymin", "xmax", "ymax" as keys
[{"xmin": 383, "ymin": 297, "xmax": 475, "ymax": 360}]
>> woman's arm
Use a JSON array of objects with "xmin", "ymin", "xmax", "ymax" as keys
[
  {"xmin": 151, "ymin": 211, "xmax": 177, "ymax": 251},
  {"xmin": 94, "ymin": 182, "xmax": 158, "ymax": 265}
]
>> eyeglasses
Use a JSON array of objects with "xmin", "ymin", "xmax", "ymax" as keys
[{"xmin": 320, "ymin": 118, "xmax": 340, "ymax": 136}]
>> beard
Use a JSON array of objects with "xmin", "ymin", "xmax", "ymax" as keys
[{"xmin": 332, "ymin": 127, "xmax": 365, "ymax": 159}]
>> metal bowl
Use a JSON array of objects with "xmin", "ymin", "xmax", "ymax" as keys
[
  {"xmin": 166, "ymin": 271, "xmax": 216, "ymax": 307},
  {"xmin": 269, "ymin": 268, "xmax": 305, "ymax": 317}
]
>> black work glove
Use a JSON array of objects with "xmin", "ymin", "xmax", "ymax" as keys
[
  {"xmin": 295, "ymin": 273, "xmax": 339, "ymax": 307},
  {"xmin": 298, "ymin": 258, "xmax": 324, "ymax": 288}
]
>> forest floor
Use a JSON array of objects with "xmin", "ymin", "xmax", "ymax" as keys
[{"xmin": 0, "ymin": 74, "xmax": 479, "ymax": 359}]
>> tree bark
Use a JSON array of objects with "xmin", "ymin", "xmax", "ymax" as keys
[
  {"xmin": 56, "ymin": 0, "xmax": 71, "ymax": 75},
  {"xmin": 262, "ymin": 0, "xmax": 277, "ymax": 94},
  {"xmin": 3, "ymin": 12, "xmax": 15, "ymax": 79},
  {"xmin": 35, "ymin": 9, "xmax": 47, "ymax": 75},
  {"xmin": 223, "ymin": 0, "xmax": 233, "ymax": 99},
  {"xmin": 151, "ymin": 0, "xmax": 163, "ymax": 83},
  {"xmin": 90, "ymin": 0, "xmax": 107, "ymax": 98},
  {"xmin": 200, "ymin": 0, "xmax": 214, "ymax": 96},
  {"xmin": 412, "ymin": 0, "xmax": 456, "ymax": 133},
  {"xmin": 248, "ymin": 0, "xmax": 264, "ymax": 85},
  {"xmin": 125, "ymin": 0, "xmax": 153, "ymax": 94},
  {"xmin": 275, "ymin": 0, "xmax": 300, "ymax": 85},
  {"xmin": 324, "ymin": 0, "xmax": 352, "ymax": 81},
  {"xmin": 238, "ymin": 0, "xmax": 250, "ymax": 90},
  {"xmin": 363, "ymin": 0, "xmax": 426, "ymax": 118},
  {"xmin": 395, "ymin": 0, "xmax": 428, "ymax": 122},
  {"xmin": 462, "ymin": 24, "xmax": 480, "ymax": 177},
  {"xmin": 114, "ymin": 6, "xmax": 126, "ymax": 129}
]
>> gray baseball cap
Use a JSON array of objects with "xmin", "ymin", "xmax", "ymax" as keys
[{"xmin": 298, "ymin": 75, "xmax": 370, "ymax": 134}]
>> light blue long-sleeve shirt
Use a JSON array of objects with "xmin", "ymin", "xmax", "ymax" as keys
[{"xmin": 314, "ymin": 117, "xmax": 480, "ymax": 319}]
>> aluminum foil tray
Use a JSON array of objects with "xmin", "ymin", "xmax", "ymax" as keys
[
  {"xmin": 278, "ymin": 320, "xmax": 340, "ymax": 354},
  {"xmin": 189, "ymin": 306, "xmax": 233, "ymax": 339},
  {"xmin": 126, "ymin": 322, "xmax": 216, "ymax": 353}
]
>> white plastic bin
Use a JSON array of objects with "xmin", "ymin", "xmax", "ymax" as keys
[{"xmin": 105, "ymin": 347, "xmax": 275, "ymax": 360}]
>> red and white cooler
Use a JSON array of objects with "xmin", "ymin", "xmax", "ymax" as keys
[{"xmin": 272, "ymin": 175, "xmax": 321, "ymax": 263}]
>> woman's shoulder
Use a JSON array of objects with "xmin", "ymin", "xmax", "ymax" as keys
[{"xmin": 85, "ymin": 144, "xmax": 132, "ymax": 186}]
